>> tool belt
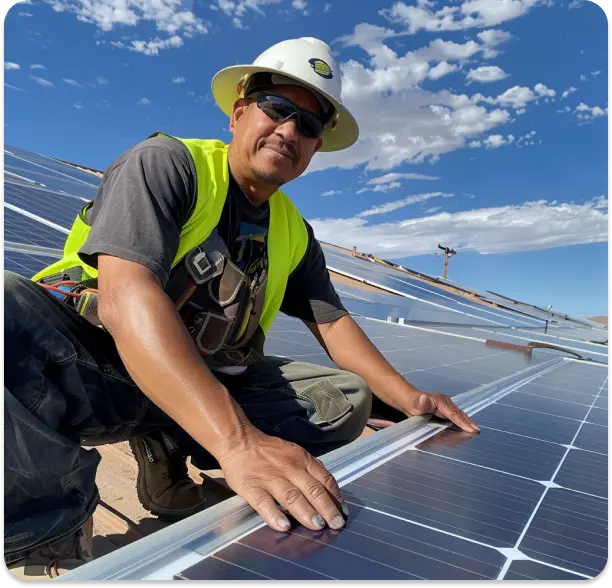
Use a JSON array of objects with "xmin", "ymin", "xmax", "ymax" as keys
[{"xmin": 37, "ymin": 230, "xmax": 267, "ymax": 370}]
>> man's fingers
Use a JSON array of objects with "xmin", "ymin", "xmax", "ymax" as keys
[
  {"xmin": 307, "ymin": 456, "xmax": 349, "ymax": 517},
  {"xmin": 291, "ymin": 470, "xmax": 346, "ymax": 530},
  {"xmin": 434, "ymin": 395, "xmax": 480, "ymax": 433},
  {"xmin": 269, "ymin": 480, "xmax": 333, "ymax": 531},
  {"xmin": 243, "ymin": 487, "xmax": 292, "ymax": 532}
]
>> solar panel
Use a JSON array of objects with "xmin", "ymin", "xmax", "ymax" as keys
[
  {"xmin": 3, "ymin": 249, "xmax": 61, "ymax": 277},
  {"xmin": 333, "ymin": 279, "xmax": 502, "ymax": 327},
  {"xmin": 4, "ymin": 206, "xmax": 68, "ymax": 249},
  {"xmin": 4, "ymin": 153, "xmax": 99, "ymax": 200},
  {"xmin": 5, "ymin": 143, "xmax": 102, "ymax": 187},
  {"xmin": 164, "ymin": 360, "xmax": 606, "ymax": 581},
  {"xmin": 5, "ymin": 180, "xmax": 84, "ymax": 228},
  {"xmin": 321, "ymin": 244, "xmax": 546, "ymax": 328},
  {"xmin": 427, "ymin": 325, "xmax": 608, "ymax": 362}
]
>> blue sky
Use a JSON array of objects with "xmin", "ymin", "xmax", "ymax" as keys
[{"xmin": 3, "ymin": 0, "xmax": 608, "ymax": 317}]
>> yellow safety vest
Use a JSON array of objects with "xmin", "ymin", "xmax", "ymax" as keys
[{"xmin": 33, "ymin": 135, "xmax": 309, "ymax": 334}]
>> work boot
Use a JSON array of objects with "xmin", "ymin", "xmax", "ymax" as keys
[
  {"xmin": 7, "ymin": 517, "xmax": 94, "ymax": 580},
  {"xmin": 129, "ymin": 431, "xmax": 209, "ymax": 521}
]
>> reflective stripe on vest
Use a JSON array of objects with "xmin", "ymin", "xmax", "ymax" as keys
[{"xmin": 32, "ymin": 135, "xmax": 309, "ymax": 334}]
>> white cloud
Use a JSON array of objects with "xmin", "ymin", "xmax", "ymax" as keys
[
  {"xmin": 47, "ymin": 0, "xmax": 207, "ymax": 52},
  {"xmin": 466, "ymin": 65, "xmax": 508, "ymax": 83},
  {"xmin": 94, "ymin": 99, "xmax": 111, "ymax": 109},
  {"xmin": 561, "ymin": 86, "xmax": 577, "ymax": 99},
  {"xmin": 30, "ymin": 64, "xmax": 45, "ymax": 69},
  {"xmin": 5, "ymin": 83, "xmax": 25, "ymax": 92},
  {"xmin": 380, "ymin": 0, "xmax": 547, "ymax": 34},
  {"xmin": 74, "ymin": 101, "xmax": 85, "ymax": 109},
  {"xmin": 428, "ymin": 61, "xmax": 458, "ymax": 80},
  {"xmin": 138, "ymin": 97, "xmax": 151, "ymax": 105},
  {"xmin": 63, "ymin": 78, "xmax": 83, "ymax": 87},
  {"xmin": 357, "ymin": 171, "xmax": 440, "ymax": 193},
  {"xmin": 357, "ymin": 192, "xmax": 453, "ymax": 218},
  {"xmin": 368, "ymin": 172, "xmax": 441, "ymax": 183},
  {"xmin": 309, "ymin": 196, "xmax": 608, "ymax": 258},
  {"xmin": 425, "ymin": 206, "xmax": 441, "ymax": 213},
  {"xmin": 574, "ymin": 102, "xmax": 608, "ymax": 122},
  {"xmin": 18, "ymin": 12, "xmax": 33, "ymax": 16},
  {"xmin": 172, "ymin": 76, "xmax": 186, "ymax": 84},
  {"xmin": 475, "ymin": 83, "xmax": 555, "ymax": 109},
  {"xmin": 29, "ymin": 75, "xmax": 55, "ymax": 87},
  {"xmin": 324, "ymin": 2, "xmax": 332, "ymax": 11},
  {"xmin": 113, "ymin": 35, "xmax": 184, "ymax": 55},
  {"xmin": 568, "ymin": 0, "xmax": 583, "ymax": 8},
  {"xmin": 477, "ymin": 28, "xmax": 513, "ymax": 58},
  {"xmin": 309, "ymin": 21, "xmax": 557, "ymax": 173},
  {"xmin": 5, "ymin": 62, "xmax": 20, "ymax": 70},
  {"xmin": 291, "ymin": 0, "xmax": 307, "ymax": 12},
  {"xmin": 471, "ymin": 133, "xmax": 515, "ymax": 148},
  {"xmin": 357, "ymin": 181, "xmax": 402, "ymax": 194},
  {"xmin": 95, "ymin": 76, "xmax": 108, "ymax": 85},
  {"xmin": 321, "ymin": 190, "xmax": 342, "ymax": 196},
  {"xmin": 580, "ymin": 70, "xmax": 602, "ymax": 82},
  {"xmin": 261, "ymin": 5, "xmax": 562, "ymax": 178},
  {"xmin": 216, "ymin": 0, "xmax": 283, "ymax": 27},
  {"xmin": 516, "ymin": 129, "xmax": 540, "ymax": 147}
]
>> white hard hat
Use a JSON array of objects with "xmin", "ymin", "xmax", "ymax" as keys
[{"xmin": 211, "ymin": 37, "xmax": 359, "ymax": 152}]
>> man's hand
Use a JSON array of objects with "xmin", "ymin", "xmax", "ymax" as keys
[
  {"xmin": 308, "ymin": 316, "xmax": 480, "ymax": 435},
  {"xmin": 218, "ymin": 430, "xmax": 347, "ymax": 533},
  {"xmin": 406, "ymin": 391, "xmax": 480, "ymax": 434}
]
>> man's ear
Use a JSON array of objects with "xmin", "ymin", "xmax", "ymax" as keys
[
  {"xmin": 314, "ymin": 137, "xmax": 323, "ymax": 153},
  {"xmin": 229, "ymin": 99, "xmax": 249, "ymax": 132}
]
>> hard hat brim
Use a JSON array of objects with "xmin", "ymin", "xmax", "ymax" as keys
[{"xmin": 211, "ymin": 64, "xmax": 359, "ymax": 152}]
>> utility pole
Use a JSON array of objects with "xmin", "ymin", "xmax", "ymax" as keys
[{"xmin": 438, "ymin": 244, "xmax": 456, "ymax": 279}]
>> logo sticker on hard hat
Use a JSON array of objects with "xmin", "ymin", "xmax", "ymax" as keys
[{"xmin": 308, "ymin": 58, "xmax": 333, "ymax": 79}]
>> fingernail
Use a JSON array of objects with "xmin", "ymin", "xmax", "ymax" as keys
[
  {"xmin": 330, "ymin": 515, "xmax": 345, "ymax": 529},
  {"xmin": 341, "ymin": 503, "xmax": 350, "ymax": 517},
  {"xmin": 312, "ymin": 514, "xmax": 325, "ymax": 529},
  {"xmin": 277, "ymin": 517, "xmax": 290, "ymax": 530}
]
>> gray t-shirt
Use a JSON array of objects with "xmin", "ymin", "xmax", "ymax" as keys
[{"xmin": 79, "ymin": 135, "xmax": 347, "ymax": 325}]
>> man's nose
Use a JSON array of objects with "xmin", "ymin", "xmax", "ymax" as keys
[{"xmin": 274, "ymin": 114, "xmax": 301, "ymax": 142}]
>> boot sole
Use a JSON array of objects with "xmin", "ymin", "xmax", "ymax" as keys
[{"xmin": 129, "ymin": 437, "xmax": 208, "ymax": 522}]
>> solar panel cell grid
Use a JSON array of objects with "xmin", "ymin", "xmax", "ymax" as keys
[
  {"xmin": 4, "ymin": 152, "xmax": 99, "ymax": 199},
  {"xmin": 505, "ymin": 559, "xmax": 586, "ymax": 580},
  {"xmin": 555, "ymin": 449, "xmax": 607, "ymax": 498},
  {"xmin": 5, "ymin": 181, "xmax": 85, "ymax": 228},
  {"xmin": 321, "ymin": 244, "xmax": 544, "ymax": 328},
  {"xmin": 4, "ymin": 250, "xmax": 61, "ymax": 277},
  {"xmin": 518, "ymin": 489, "xmax": 607, "ymax": 577},
  {"xmin": 173, "ymin": 361, "xmax": 606, "ymax": 580},
  {"xmin": 4, "ymin": 207, "xmax": 67, "ymax": 249}
]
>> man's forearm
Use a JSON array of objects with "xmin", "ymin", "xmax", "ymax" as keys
[
  {"xmin": 314, "ymin": 315, "xmax": 420, "ymax": 414},
  {"xmin": 98, "ymin": 263, "xmax": 255, "ymax": 460}
]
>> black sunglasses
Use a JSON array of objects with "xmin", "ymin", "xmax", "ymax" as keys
[{"xmin": 249, "ymin": 92, "xmax": 325, "ymax": 139}]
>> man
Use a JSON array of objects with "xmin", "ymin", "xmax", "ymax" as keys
[{"xmin": 4, "ymin": 37, "xmax": 478, "ymax": 578}]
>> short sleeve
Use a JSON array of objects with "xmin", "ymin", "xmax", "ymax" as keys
[{"xmin": 78, "ymin": 136, "xmax": 196, "ymax": 286}]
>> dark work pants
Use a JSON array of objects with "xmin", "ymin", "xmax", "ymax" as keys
[{"xmin": 3, "ymin": 271, "xmax": 371, "ymax": 562}]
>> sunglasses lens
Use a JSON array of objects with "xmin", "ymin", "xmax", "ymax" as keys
[{"xmin": 257, "ymin": 95, "xmax": 323, "ymax": 139}]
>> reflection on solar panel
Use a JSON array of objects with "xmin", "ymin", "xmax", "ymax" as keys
[
  {"xmin": 321, "ymin": 244, "xmax": 546, "ymax": 329},
  {"xmin": 5, "ymin": 148, "xmax": 99, "ymax": 200},
  {"xmin": 4, "ymin": 249, "xmax": 62, "ymax": 277},
  {"xmin": 4, "ymin": 145, "xmax": 607, "ymax": 581}
]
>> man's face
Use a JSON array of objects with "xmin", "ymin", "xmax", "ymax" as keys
[{"xmin": 229, "ymin": 84, "xmax": 324, "ymax": 187}]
